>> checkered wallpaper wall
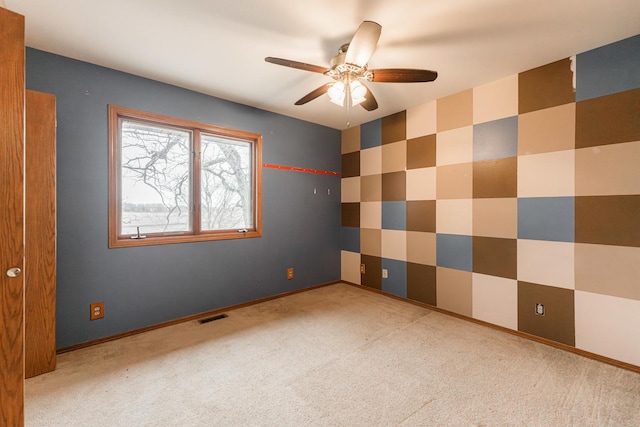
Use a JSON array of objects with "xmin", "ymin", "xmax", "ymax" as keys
[{"xmin": 340, "ymin": 34, "xmax": 640, "ymax": 367}]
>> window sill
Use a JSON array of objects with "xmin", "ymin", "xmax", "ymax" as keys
[{"xmin": 108, "ymin": 230, "xmax": 262, "ymax": 248}]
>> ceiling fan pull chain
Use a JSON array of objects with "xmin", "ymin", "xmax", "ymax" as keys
[{"xmin": 346, "ymin": 86, "xmax": 351, "ymax": 128}]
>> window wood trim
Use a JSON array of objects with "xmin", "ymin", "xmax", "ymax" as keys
[{"xmin": 108, "ymin": 105, "xmax": 262, "ymax": 248}]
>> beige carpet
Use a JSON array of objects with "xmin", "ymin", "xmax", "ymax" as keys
[{"xmin": 26, "ymin": 283, "xmax": 640, "ymax": 426}]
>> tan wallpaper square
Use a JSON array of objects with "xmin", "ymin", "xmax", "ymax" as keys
[
  {"xmin": 360, "ymin": 174, "xmax": 382, "ymax": 202},
  {"xmin": 342, "ymin": 126, "xmax": 360, "ymax": 154},
  {"xmin": 518, "ymin": 103, "xmax": 576, "ymax": 155},
  {"xmin": 436, "ymin": 267, "xmax": 472, "ymax": 316},
  {"xmin": 575, "ymin": 243, "xmax": 640, "ymax": 301},
  {"xmin": 406, "ymin": 231, "xmax": 436, "ymax": 266},
  {"xmin": 473, "ymin": 198, "xmax": 518, "ymax": 238},
  {"xmin": 575, "ymin": 141, "xmax": 640, "ymax": 196},
  {"xmin": 382, "ymin": 140, "xmax": 407, "ymax": 173},
  {"xmin": 473, "ymin": 75, "xmax": 518, "ymax": 124},
  {"xmin": 436, "ymin": 162, "xmax": 473, "ymax": 199},
  {"xmin": 406, "ymin": 100, "xmax": 436, "ymax": 139},
  {"xmin": 360, "ymin": 228, "xmax": 382, "ymax": 257},
  {"xmin": 437, "ymin": 89, "xmax": 473, "ymax": 132}
]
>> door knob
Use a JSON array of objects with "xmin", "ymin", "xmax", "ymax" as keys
[{"xmin": 6, "ymin": 267, "xmax": 22, "ymax": 277}]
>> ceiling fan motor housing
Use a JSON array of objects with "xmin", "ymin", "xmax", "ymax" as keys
[{"xmin": 326, "ymin": 61, "xmax": 373, "ymax": 83}]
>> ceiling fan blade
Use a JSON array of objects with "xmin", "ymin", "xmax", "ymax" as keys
[
  {"xmin": 345, "ymin": 21, "xmax": 382, "ymax": 67},
  {"xmin": 371, "ymin": 68, "xmax": 438, "ymax": 83},
  {"xmin": 360, "ymin": 84, "xmax": 378, "ymax": 111},
  {"xmin": 295, "ymin": 83, "xmax": 332, "ymax": 105},
  {"xmin": 265, "ymin": 57, "xmax": 329, "ymax": 74}
]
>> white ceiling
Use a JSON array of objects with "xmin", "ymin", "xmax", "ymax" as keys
[{"xmin": 6, "ymin": 0, "xmax": 640, "ymax": 130}]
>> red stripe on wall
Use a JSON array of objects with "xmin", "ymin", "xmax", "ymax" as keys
[{"xmin": 263, "ymin": 163, "xmax": 340, "ymax": 176}]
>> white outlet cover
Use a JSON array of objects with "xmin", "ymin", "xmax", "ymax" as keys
[{"xmin": 382, "ymin": 269, "xmax": 388, "ymax": 278}]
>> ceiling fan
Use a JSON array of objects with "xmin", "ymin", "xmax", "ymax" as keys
[{"xmin": 265, "ymin": 21, "xmax": 438, "ymax": 112}]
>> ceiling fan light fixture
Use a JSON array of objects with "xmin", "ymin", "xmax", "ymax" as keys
[
  {"xmin": 350, "ymin": 80, "xmax": 367, "ymax": 106},
  {"xmin": 328, "ymin": 81, "xmax": 346, "ymax": 106}
]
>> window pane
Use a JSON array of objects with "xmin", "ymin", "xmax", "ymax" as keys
[
  {"xmin": 201, "ymin": 134, "xmax": 253, "ymax": 231},
  {"xmin": 120, "ymin": 120, "xmax": 192, "ymax": 235}
]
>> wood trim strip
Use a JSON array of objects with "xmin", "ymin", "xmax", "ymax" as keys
[
  {"xmin": 341, "ymin": 282, "xmax": 640, "ymax": 375},
  {"xmin": 57, "ymin": 281, "xmax": 341, "ymax": 355},
  {"xmin": 263, "ymin": 163, "xmax": 340, "ymax": 176}
]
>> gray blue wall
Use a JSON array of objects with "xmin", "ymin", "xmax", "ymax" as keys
[{"xmin": 26, "ymin": 49, "xmax": 341, "ymax": 349}]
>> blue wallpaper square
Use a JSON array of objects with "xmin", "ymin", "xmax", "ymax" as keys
[
  {"xmin": 382, "ymin": 201, "xmax": 407, "ymax": 230},
  {"xmin": 341, "ymin": 227, "xmax": 360, "ymax": 252},
  {"xmin": 518, "ymin": 197, "xmax": 575, "ymax": 242},
  {"xmin": 382, "ymin": 258, "xmax": 407, "ymax": 298},
  {"xmin": 436, "ymin": 234, "xmax": 473, "ymax": 272},
  {"xmin": 473, "ymin": 116, "xmax": 518, "ymax": 161},
  {"xmin": 360, "ymin": 119, "xmax": 382, "ymax": 149},
  {"xmin": 576, "ymin": 34, "xmax": 640, "ymax": 102}
]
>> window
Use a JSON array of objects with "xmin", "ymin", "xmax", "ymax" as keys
[{"xmin": 108, "ymin": 105, "xmax": 262, "ymax": 247}]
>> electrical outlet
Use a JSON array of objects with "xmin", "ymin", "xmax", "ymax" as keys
[
  {"xmin": 535, "ymin": 303, "xmax": 545, "ymax": 316},
  {"xmin": 90, "ymin": 302, "xmax": 104, "ymax": 320},
  {"xmin": 382, "ymin": 268, "xmax": 388, "ymax": 278},
  {"xmin": 360, "ymin": 263, "xmax": 365, "ymax": 274},
  {"xmin": 287, "ymin": 267, "xmax": 294, "ymax": 280}
]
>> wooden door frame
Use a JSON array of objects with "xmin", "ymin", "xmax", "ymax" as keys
[
  {"xmin": 25, "ymin": 90, "xmax": 57, "ymax": 379},
  {"xmin": 0, "ymin": 6, "xmax": 26, "ymax": 427}
]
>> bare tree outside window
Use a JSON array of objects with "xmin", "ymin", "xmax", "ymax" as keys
[
  {"xmin": 120, "ymin": 121, "xmax": 192, "ymax": 234},
  {"xmin": 201, "ymin": 134, "xmax": 253, "ymax": 231},
  {"xmin": 109, "ymin": 105, "xmax": 262, "ymax": 248}
]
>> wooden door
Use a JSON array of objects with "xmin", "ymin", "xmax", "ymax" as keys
[
  {"xmin": 0, "ymin": 7, "xmax": 26, "ymax": 427},
  {"xmin": 25, "ymin": 90, "xmax": 57, "ymax": 379}
]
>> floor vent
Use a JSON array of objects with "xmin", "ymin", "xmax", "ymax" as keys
[{"xmin": 198, "ymin": 314, "xmax": 228, "ymax": 324}]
